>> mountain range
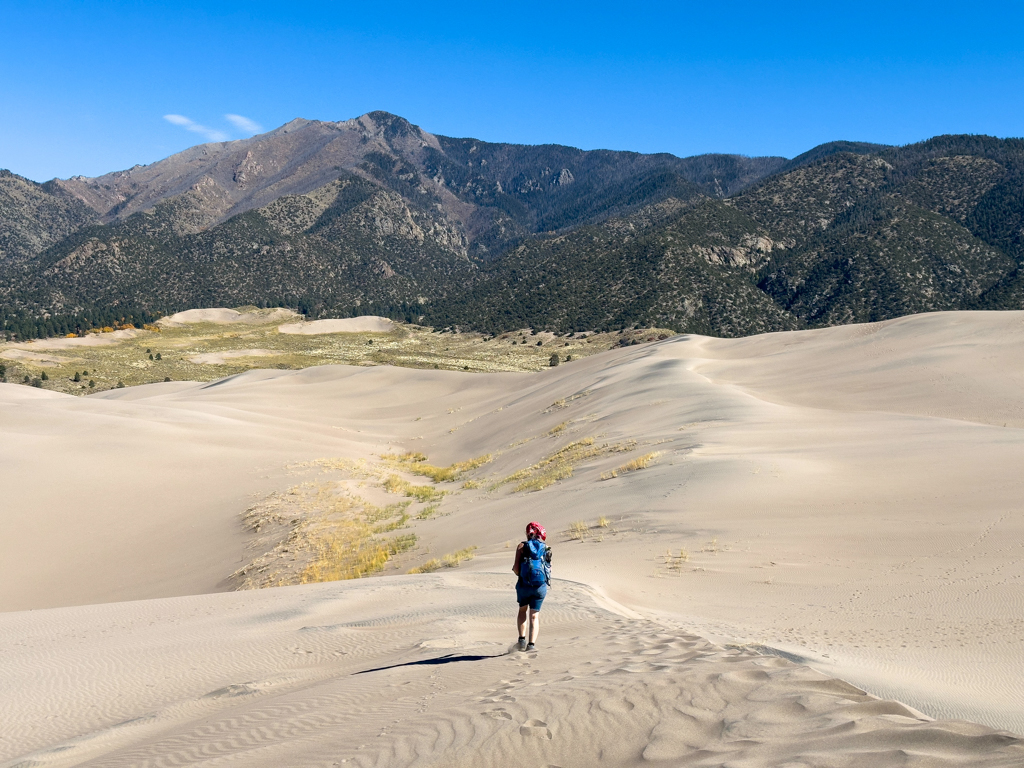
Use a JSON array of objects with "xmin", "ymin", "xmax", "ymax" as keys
[{"xmin": 2, "ymin": 112, "xmax": 1022, "ymax": 339}]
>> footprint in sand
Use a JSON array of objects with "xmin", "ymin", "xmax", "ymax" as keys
[
  {"xmin": 520, "ymin": 719, "xmax": 552, "ymax": 739},
  {"xmin": 484, "ymin": 709, "xmax": 513, "ymax": 720}
]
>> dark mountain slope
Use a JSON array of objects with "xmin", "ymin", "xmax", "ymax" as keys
[
  {"xmin": 49, "ymin": 112, "xmax": 785, "ymax": 263},
  {"xmin": 424, "ymin": 198, "xmax": 799, "ymax": 336},
  {"xmin": 3, "ymin": 123, "xmax": 1024, "ymax": 341},
  {"xmin": 11, "ymin": 174, "xmax": 474, "ymax": 318},
  {"xmin": 0, "ymin": 171, "xmax": 97, "ymax": 264},
  {"xmin": 423, "ymin": 134, "xmax": 1024, "ymax": 336},
  {"xmin": 760, "ymin": 198, "xmax": 1013, "ymax": 325}
]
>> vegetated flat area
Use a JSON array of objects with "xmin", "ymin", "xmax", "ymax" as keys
[
  {"xmin": 2, "ymin": 310, "xmax": 1024, "ymax": 767},
  {"xmin": 0, "ymin": 306, "xmax": 649, "ymax": 393}
]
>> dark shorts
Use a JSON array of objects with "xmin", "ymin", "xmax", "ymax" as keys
[{"xmin": 516, "ymin": 581, "xmax": 547, "ymax": 611}]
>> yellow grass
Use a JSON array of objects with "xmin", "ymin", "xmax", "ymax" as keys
[
  {"xmin": 498, "ymin": 438, "xmax": 636, "ymax": 492},
  {"xmin": 408, "ymin": 545, "xmax": 477, "ymax": 573},
  {"xmin": 231, "ymin": 481, "xmax": 421, "ymax": 589},
  {"xmin": 301, "ymin": 527, "xmax": 417, "ymax": 583},
  {"xmin": 568, "ymin": 521, "xmax": 589, "ymax": 540},
  {"xmin": 384, "ymin": 452, "xmax": 493, "ymax": 483},
  {"xmin": 416, "ymin": 504, "xmax": 442, "ymax": 520},
  {"xmin": 383, "ymin": 474, "xmax": 446, "ymax": 502},
  {"xmin": 601, "ymin": 451, "xmax": 661, "ymax": 480}
]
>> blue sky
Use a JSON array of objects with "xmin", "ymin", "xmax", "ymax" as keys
[{"xmin": 3, "ymin": 0, "xmax": 1023, "ymax": 181}]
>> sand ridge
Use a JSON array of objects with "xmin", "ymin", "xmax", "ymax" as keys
[{"xmin": 3, "ymin": 310, "xmax": 1024, "ymax": 762}]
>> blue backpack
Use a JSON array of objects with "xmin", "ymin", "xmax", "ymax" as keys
[{"xmin": 520, "ymin": 539, "xmax": 551, "ymax": 588}]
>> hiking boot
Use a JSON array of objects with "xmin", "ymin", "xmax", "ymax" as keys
[
  {"xmin": 517, "ymin": 637, "xmax": 527, "ymax": 651},
  {"xmin": 526, "ymin": 642, "xmax": 536, "ymax": 651}
]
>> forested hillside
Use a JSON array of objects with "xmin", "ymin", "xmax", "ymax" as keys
[{"xmin": 2, "ymin": 114, "xmax": 1023, "ymax": 340}]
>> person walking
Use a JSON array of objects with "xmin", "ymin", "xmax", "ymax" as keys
[{"xmin": 513, "ymin": 521, "xmax": 551, "ymax": 651}]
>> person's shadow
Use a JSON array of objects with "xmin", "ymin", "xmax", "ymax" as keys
[{"xmin": 354, "ymin": 651, "xmax": 508, "ymax": 675}]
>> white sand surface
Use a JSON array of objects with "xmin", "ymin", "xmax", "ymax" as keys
[
  {"xmin": 157, "ymin": 307, "xmax": 300, "ymax": 327},
  {"xmin": 2, "ymin": 310, "xmax": 1024, "ymax": 765},
  {"xmin": 278, "ymin": 316, "xmax": 396, "ymax": 334},
  {"xmin": 188, "ymin": 348, "xmax": 278, "ymax": 364},
  {"xmin": 2, "ymin": 574, "xmax": 1022, "ymax": 768}
]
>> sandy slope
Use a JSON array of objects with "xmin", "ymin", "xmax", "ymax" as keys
[
  {"xmin": 278, "ymin": 316, "xmax": 396, "ymax": 334},
  {"xmin": 3, "ymin": 574, "xmax": 1021, "ymax": 768},
  {"xmin": 156, "ymin": 307, "xmax": 301, "ymax": 326},
  {"xmin": 2, "ymin": 310, "xmax": 1024, "ymax": 765}
]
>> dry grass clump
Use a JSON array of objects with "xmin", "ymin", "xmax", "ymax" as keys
[
  {"xmin": 385, "ymin": 452, "xmax": 493, "ymax": 483},
  {"xmin": 364, "ymin": 500, "xmax": 411, "ymax": 524},
  {"xmin": 596, "ymin": 515, "xmax": 609, "ymax": 528},
  {"xmin": 548, "ymin": 421, "xmax": 569, "ymax": 435},
  {"xmin": 232, "ymin": 481, "xmax": 421, "ymax": 588},
  {"xmin": 498, "ymin": 438, "xmax": 636, "ymax": 492},
  {"xmin": 408, "ymin": 546, "xmax": 477, "ymax": 574},
  {"xmin": 383, "ymin": 474, "xmax": 446, "ymax": 502},
  {"xmin": 301, "ymin": 525, "xmax": 417, "ymax": 583},
  {"xmin": 544, "ymin": 390, "xmax": 591, "ymax": 413},
  {"xmin": 601, "ymin": 451, "xmax": 662, "ymax": 480},
  {"xmin": 662, "ymin": 548, "xmax": 690, "ymax": 574},
  {"xmin": 416, "ymin": 503, "xmax": 442, "ymax": 520},
  {"xmin": 372, "ymin": 513, "xmax": 410, "ymax": 533},
  {"xmin": 568, "ymin": 520, "xmax": 590, "ymax": 540}
]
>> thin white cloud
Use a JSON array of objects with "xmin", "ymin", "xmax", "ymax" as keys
[
  {"xmin": 224, "ymin": 114, "xmax": 263, "ymax": 134},
  {"xmin": 163, "ymin": 114, "xmax": 229, "ymax": 142}
]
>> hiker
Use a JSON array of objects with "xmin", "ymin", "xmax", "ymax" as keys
[{"xmin": 513, "ymin": 521, "xmax": 552, "ymax": 651}]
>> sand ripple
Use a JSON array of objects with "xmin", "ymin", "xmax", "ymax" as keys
[{"xmin": 0, "ymin": 575, "xmax": 1020, "ymax": 768}]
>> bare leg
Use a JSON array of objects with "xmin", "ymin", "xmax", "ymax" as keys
[
  {"xmin": 528, "ymin": 609, "xmax": 540, "ymax": 644},
  {"xmin": 517, "ymin": 605, "xmax": 529, "ymax": 638}
]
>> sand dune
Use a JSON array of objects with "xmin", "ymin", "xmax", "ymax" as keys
[
  {"xmin": 2, "ymin": 310, "xmax": 1024, "ymax": 764},
  {"xmin": 157, "ymin": 307, "xmax": 300, "ymax": 326},
  {"xmin": 278, "ymin": 316, "xmax": 396, "ymax": 334},
  {"xmin": 0, "ymin": 348, "xmax": 79, "ymax": 366},
  {"xmin": 6, "ymin": 327, "xmax": 141, "ymax": 350}
]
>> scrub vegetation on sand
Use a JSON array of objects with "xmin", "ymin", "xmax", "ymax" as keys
[
  {"xmin": 407, "ymin": 546, "xmax": 478, "ymax": 574},
  {"xmin": 232, "ymin": 449, "xmax": 495, "ymax": 588},
  {"xmin": 231, "ymin": 482, "xmax": 419, "ymax": 588},
  {"xmin": 600, "ymin": 450, "xmax": 662, "ymax": 480},
  {"xmin": 383, "ymin": 451, "xmax": 494, "ymax": 482},
  {"xmin": 0, "ymin": 307, "xmax": 665, "ymax": 394},
  {"xmin": 496, "ymin": 437, "xmax": 637, "ymax": 492}
]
